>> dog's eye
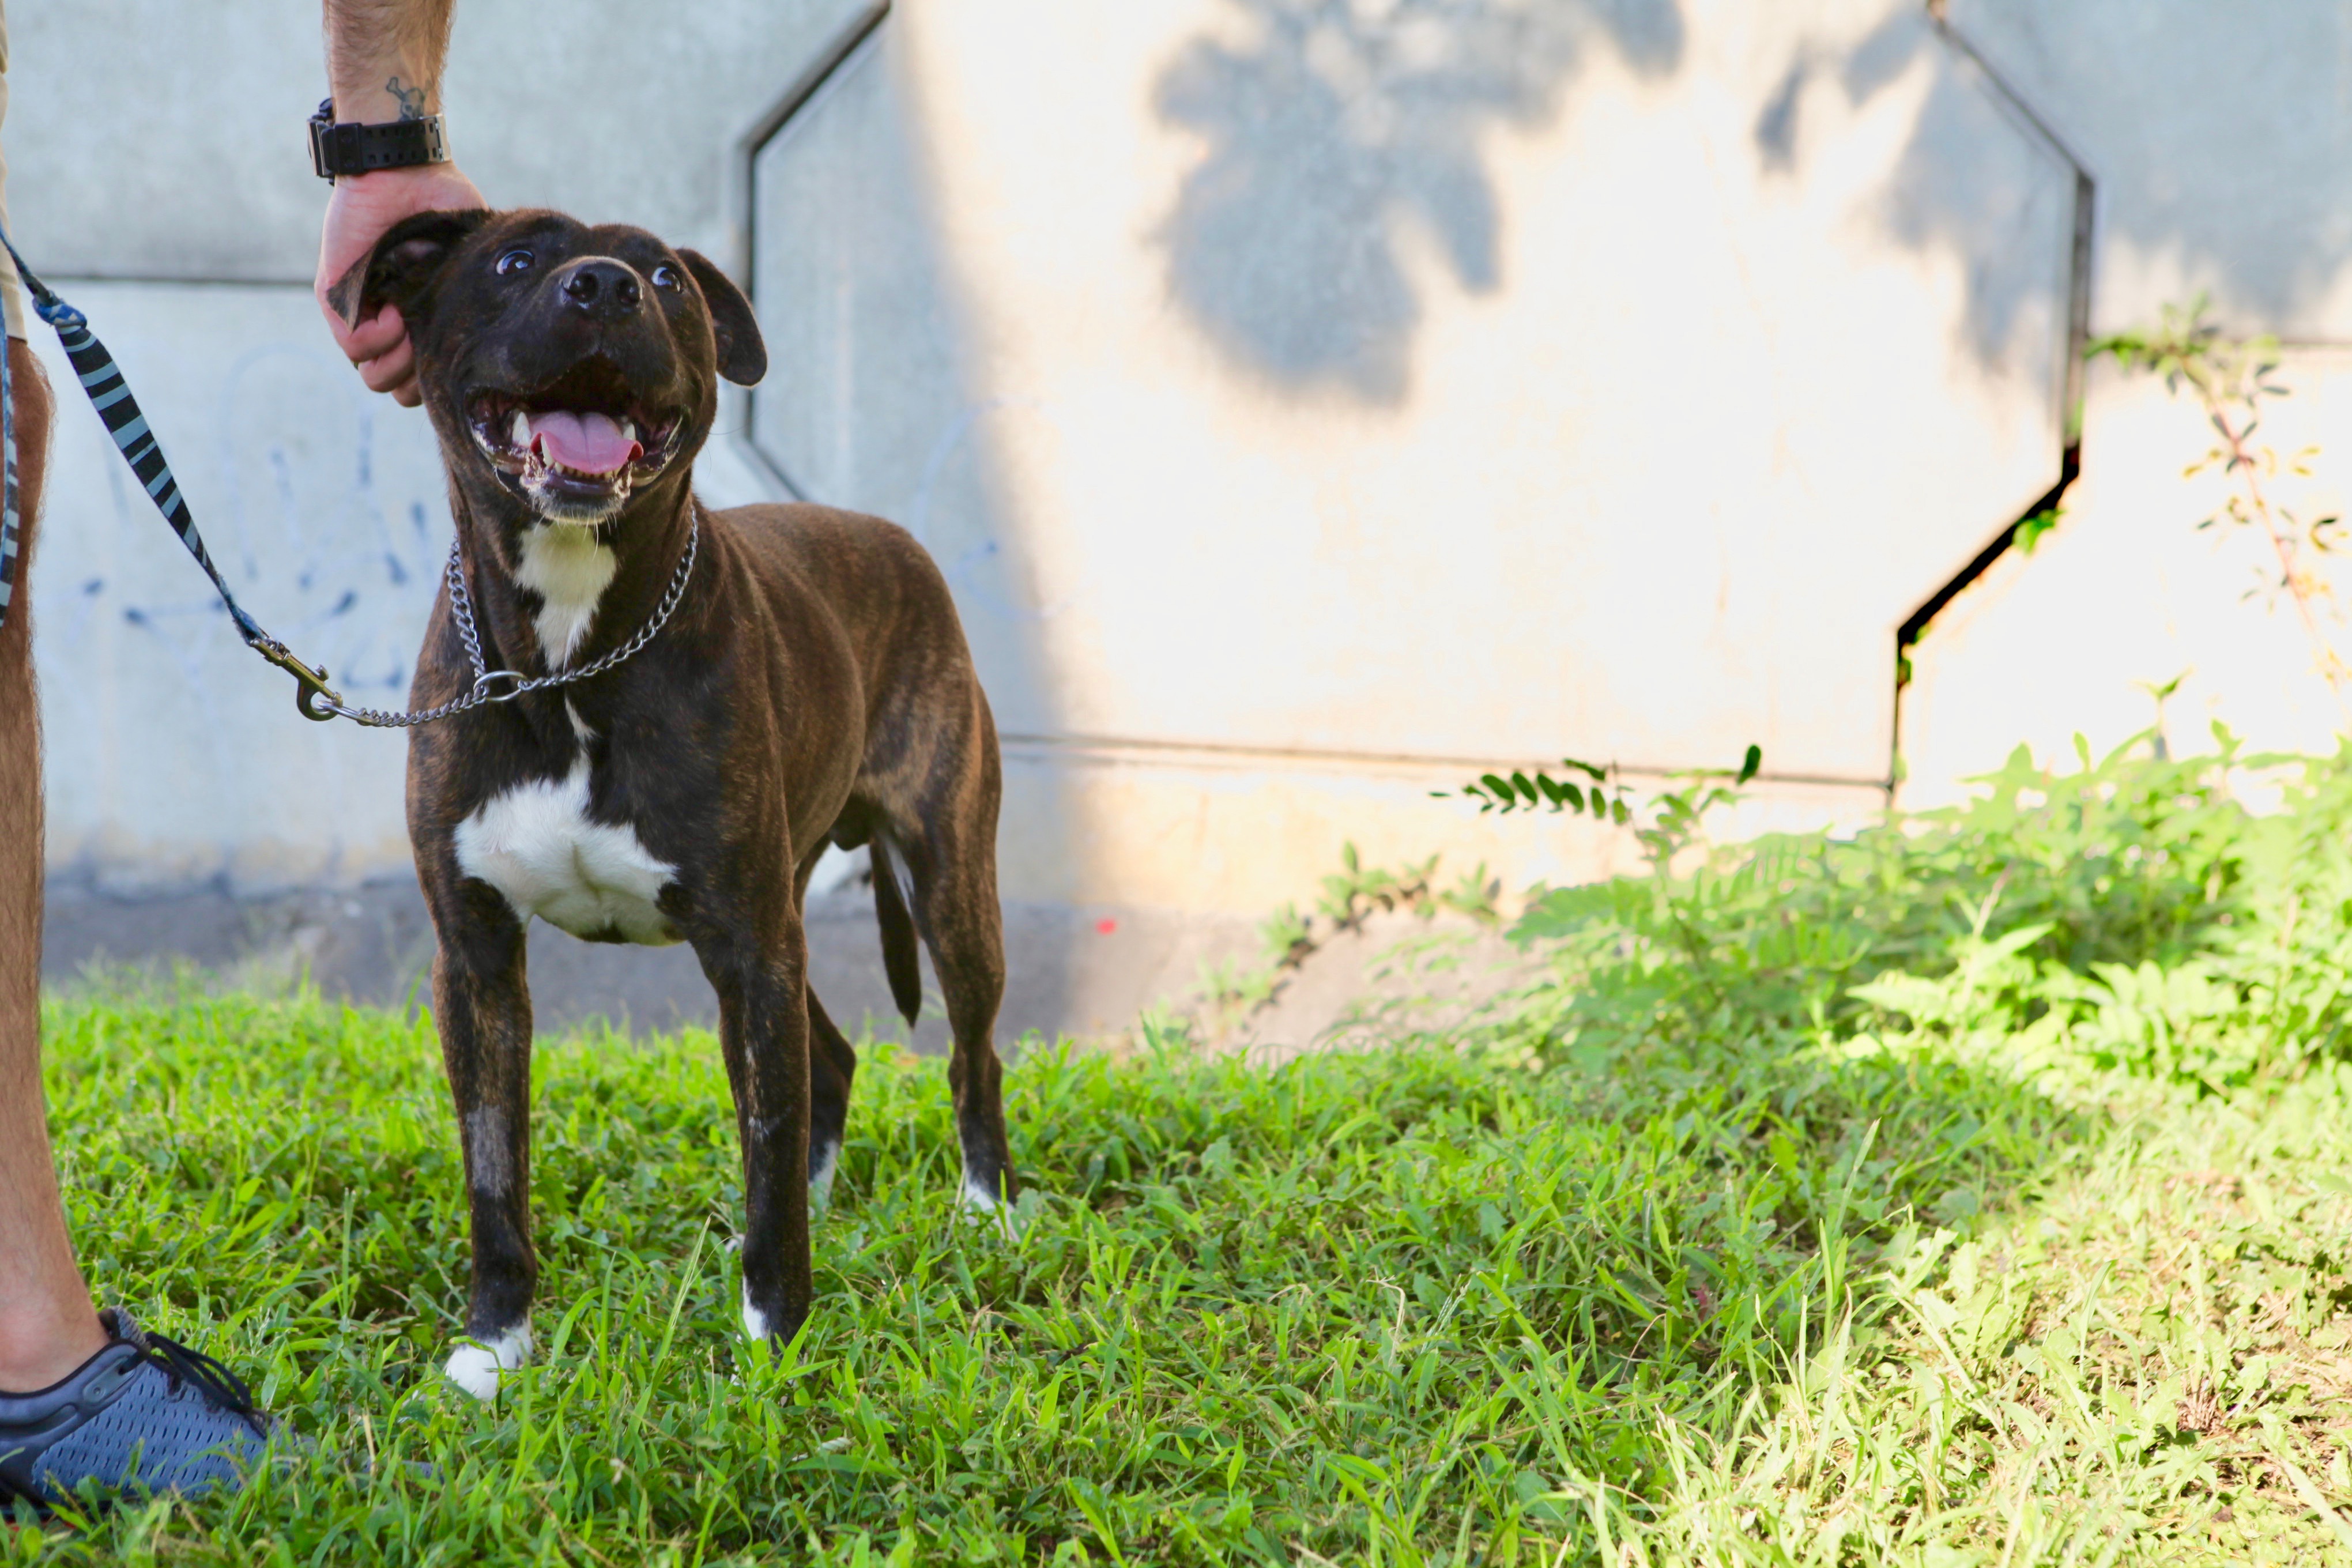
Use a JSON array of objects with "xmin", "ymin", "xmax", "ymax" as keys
[
  {"xmin": 495, "ymin": 248, "xmax": 534, "ymax": 277},
  {"xmin": 650, "ymin": 264, "xmax": 682, "ymax": 292}
]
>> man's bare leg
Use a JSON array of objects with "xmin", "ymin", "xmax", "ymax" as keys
[
  {"xmin": 0, "ymin": 338, "xmax": 104, "ymax": 1391},
  {"xmin": 0, "ymin": 489, "xmax": 270, "ymax": 1499}
]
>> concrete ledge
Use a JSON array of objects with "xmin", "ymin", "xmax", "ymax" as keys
[
  {"xmin": 1000, "ymin": 734, "xmax": 1889, "ymax": 914},
  {"xmin": 40, "ymin": 868, "xmax": 1257, "ymax": 1052}
]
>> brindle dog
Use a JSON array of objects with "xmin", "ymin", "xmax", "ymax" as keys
[{"xmin": 330, "ymin": 209, "xmax": 1014, "ymax": 1397}]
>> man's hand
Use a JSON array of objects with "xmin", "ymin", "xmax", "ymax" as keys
[{"xmin": 314, "ymin": 164, "xmax": 484, "ymax": 407}]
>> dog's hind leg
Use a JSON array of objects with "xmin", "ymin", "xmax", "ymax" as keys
[
  {"xmin": 805, "ymin": 988, "xmax": 857, "ymax": 1208},
  {"xmin": 429, "ymin": 881, "xmax": 539, "ymax": 1400},
  {"xmin": 891, "ymin": 746, "xmax": 1015, "ymax": 1220}
]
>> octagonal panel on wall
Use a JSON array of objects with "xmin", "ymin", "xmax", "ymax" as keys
[
  {"xmin": 728, "ymin": 2, "xmax": 2080, "ymax": 781},
  {"xmin": 1899, "ymin": 2, "xmax": 2352, "ymax": 801}
]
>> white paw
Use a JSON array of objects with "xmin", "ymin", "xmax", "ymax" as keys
[
  {"xmin": 445, "ymin": 1325, "xmax": 533, "ymax": 1401},
  {"xmin": 960, "ymin": 1174, "xmax": 1023, "ymax": 1237}
]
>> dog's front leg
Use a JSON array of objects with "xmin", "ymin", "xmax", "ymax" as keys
[
  {"xmin": 695, "ymin": 916, "xmax": 813, "ymax": 1347},
  {"xmin": 431, "ymin": 881, "xmax": 538, "ymax": 1399}
]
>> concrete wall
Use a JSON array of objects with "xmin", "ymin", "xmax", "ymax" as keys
[{"xmin": 18, "ymin": 0, "xmax": 2308, "ymax": 929}]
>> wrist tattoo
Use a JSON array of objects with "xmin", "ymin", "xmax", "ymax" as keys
[{"xmin": 386, "ymin": 75, "xmax": 428, "ymax": 121}]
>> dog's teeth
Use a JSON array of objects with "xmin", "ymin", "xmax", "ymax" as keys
[
  {"xmin": 620, "ymin": 417, "xmax": 638, "ymax": 444},
  {"xmin": 511, "ymin": 409, "xmax": 532, "ymax": 451}
]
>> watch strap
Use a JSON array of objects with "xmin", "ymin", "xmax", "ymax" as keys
[{"xmin": 309, "ymin": 99, "xmax": 450, "ymax": 182}]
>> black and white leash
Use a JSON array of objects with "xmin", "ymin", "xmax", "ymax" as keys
[{"xmin": 0, "ymin": 223, "xmax": 693, "ymax": 726}]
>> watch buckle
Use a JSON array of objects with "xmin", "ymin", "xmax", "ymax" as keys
[{"xmin": 308, "ymin": 99, "xmax": 338, "ymax": 183}]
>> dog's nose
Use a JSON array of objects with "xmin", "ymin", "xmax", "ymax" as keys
[{"xmin": 557, "ymin": 259, "xmax": 642, "ymax": 319}]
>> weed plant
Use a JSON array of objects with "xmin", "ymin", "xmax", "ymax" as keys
[
  {"xmin": 1516, "ymin": 726, "xmax": 2352, "ymax": 1091},
  {"xmin": 16, "ymin": 732, "xmax": 2352, "ymax": 1562}
]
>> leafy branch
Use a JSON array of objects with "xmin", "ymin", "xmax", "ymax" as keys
[
  {"xmin": 1434, "ymin": 743, "xmax": 1762, "ymax": 825},
  {"xmin": 2090, "ymin": 297, "xmax": 2351, "ymax": 715}
]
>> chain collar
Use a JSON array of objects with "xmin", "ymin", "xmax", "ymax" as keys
[{"xmin": 324, "ymin": 515, "xmax": 699, "ymax": 728}]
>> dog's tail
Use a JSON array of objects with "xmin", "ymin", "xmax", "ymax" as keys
[{"xmin": 869, "ymin": 830, "xmax": 924, "ymax": 1027}]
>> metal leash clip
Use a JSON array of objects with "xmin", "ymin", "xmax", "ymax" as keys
[{"xmin": 250, "ymin": 638, "xmax": 346, "ymax": 722}]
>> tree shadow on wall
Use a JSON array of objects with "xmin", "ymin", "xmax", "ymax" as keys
[
  {"xmin": 1751, "ymin": 11, "xmax": 2075, "ymax": 378},
  {"xmin": 1155, "ymin": 0, "xmax": 1685, "ymax": 404}
]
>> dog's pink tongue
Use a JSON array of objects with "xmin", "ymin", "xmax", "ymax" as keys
[{"xmin": 529, "ymin": 410, "xmax": 639, "ymax": 475}]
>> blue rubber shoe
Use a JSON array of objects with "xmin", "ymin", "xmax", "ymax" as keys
[{"xmin": 0, "ymin": 1309, "xmax": 272, "ymax": 1508}]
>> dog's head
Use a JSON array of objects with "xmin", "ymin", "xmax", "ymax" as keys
[{"xmin": 329, "ymin": 208, "xmax": 765, "ymax": 527}]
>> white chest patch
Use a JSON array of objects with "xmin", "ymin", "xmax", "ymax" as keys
[
  {"xmin": 514, "ymin": 523, "xmax": 617, "ymax": 668},
  {"xmin": 454, "ymin": 761, "xmax": 680, "ymax": 944}
]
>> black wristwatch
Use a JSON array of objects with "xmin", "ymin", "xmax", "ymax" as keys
[{"xmin": 308, "ymin": 98, "xmax": 451, "ymax": 182}]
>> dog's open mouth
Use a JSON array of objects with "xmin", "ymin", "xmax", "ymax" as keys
[{"xmin": 466, "ymin": 361, "xmax": 685, "ymax": 521}]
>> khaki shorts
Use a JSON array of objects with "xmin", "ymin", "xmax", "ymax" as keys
[{"xmin": 0, "ymin": 0, "xmax": 25, "ymax": 342}]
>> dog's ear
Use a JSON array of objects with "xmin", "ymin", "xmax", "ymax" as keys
[
  {"xmin": 678, "ymin": 250, "xmax": 767, "ymax": 387},
  {"xmin": 326, "ymin": 208, "xmax": 496, "ymax": 330}
]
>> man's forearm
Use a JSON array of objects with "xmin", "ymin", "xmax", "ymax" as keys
[
  {"xmin": 324, "ymin": 0, "xmax": 456, "ymax": 125},
  {"xmin": 315, "ymin": 0, "xmax": 481, "ymax": 405}
]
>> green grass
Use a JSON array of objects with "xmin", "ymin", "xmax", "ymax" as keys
[{"xmin": 18, "ymin": 732, "xmax": 2352, "ymax": 1563}]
